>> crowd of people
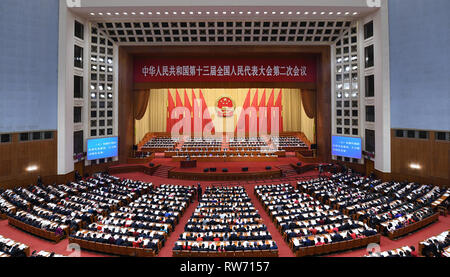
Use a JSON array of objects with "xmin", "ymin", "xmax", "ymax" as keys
[
  {"xmin": 255, "ymin": 183, "xmax": 378, "ymax": 253},
  {"xmin": 420, "ymin": 230, "xmax": 450, "ymax": 257},
  {"xmin": 173, "ymin": 186, "xmax": 278, "ymax": 253}
]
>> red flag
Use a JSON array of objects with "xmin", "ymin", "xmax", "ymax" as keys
[
  {"xmin": 258, "ymin": 89, "xmax": 266, "ymax": 135},
  {"xmin": 199, "ymin": 89, "xmax": 215, "ymax": 136},
  {"xmin": 175, "ymin": 89, "xmax": 184, "ymax": 133},
  {"xmin": 235, "ymin": 89, "xmax": 252, "ymax": 136},
  {"xmin": 266, "ymin": 89, "xmax": 275, "ymax": 134},
  {"xmin": 167, "ymin": 89, "xmax": 175, "ymax": 133},
  {"xmin": 184, "ymin": 89, "xmax": 193, "ymax": 135},
  {"xmin": 275, "ymin": 89, "xmax": 283, "ymax": 133}
]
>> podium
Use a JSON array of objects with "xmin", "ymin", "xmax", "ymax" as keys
[{"xmin": 180, "ymin": 160, "xmax": 197, "ymax": 168}]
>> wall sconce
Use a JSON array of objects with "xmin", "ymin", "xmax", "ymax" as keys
[
  {"xmin": 409, "ymin": 163, "xmax": 421, "ymax": 170},
  {"xmin": 26, "ymin": 165, "xmax": 38, "ymax": 172}
]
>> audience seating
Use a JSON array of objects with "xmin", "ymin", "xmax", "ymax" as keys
[
  {"xmin": 255, "ymin": 183, "xmax": 380, "ymax": 257},
  {"xmin": 419, "ymin": 230, "xmax": 450, "ymax": 257},
  {"xmin": 0, "ymin": 234, "xmax": 30, "ymax": 257},
  {"xmin": 173, "ymin": 186, "xmax": 278, "ymax": 257}
]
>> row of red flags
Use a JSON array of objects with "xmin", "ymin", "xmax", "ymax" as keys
[{"xmin": 167, "ymin": 89, "xmax": 283, "ymax": 135}]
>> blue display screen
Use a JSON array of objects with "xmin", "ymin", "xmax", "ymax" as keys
[
  {"xmin": 87, "ymin": 137, "xmax": 118, "ymax": 161},
  {"xmin": 331, "ymin": 136, "xmax": 362, "ymax": 159}
]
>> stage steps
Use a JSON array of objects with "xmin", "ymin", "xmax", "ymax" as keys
[
  {"xmin": 277, "ymin": 165, "xmax": 298, "ymax": 177},
  {"xmin": 152, "ymin": 165, "xmax": 174, "ymax": 178}
]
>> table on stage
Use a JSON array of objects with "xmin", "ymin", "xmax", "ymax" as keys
[{"xmin": 180, "ymin": 160, "xmax": 197, "ymax": 168}]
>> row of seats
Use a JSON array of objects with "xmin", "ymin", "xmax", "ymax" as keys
[
  {"xmin": 71, "ymin": 184, "xmax": 195, "ymax": 255},
  {"xmin": 255, "ymin": 183, "xmax": 380, "ymax": 256},
  {"xmin": 173, "ymin": 186, "xmax": 278, "ymax": 256},
  {"xmin": 419, "ymin": 230, "xmax": 450, "ymax": 257}
]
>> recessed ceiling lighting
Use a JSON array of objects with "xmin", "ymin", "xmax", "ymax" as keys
[
  {"xmin": 206, "ymin": 11, "xmax": 210, "ymax": 15},
  {"xmin": 280, "ymin": 12, "xmax": 284, "ymax": 15},
  {"xmin": 98, "ymin": 12, "xmax": 103, "ymax": 15},
  {"xmin": 214, "ymin": 11, "xmax": 218, "ymax": 15},
  {"xmin": 223, "ymin": 11, "xmax": 227, "ymax": 15},
  {"xmin": 321, "ymin": 11, "xmax": 325, "ymax": 15},
  {"xmin": 131, "ymin": 12, "xmax": 136, "ymax": 15},
  {"xmin": 305, "ymin": 12, "xmax": 310, "ymax": 15},
  {"xmin": 90, "ymin": 13, "xmax": 95, "ymax": 16},
  {"xmin": 255, "ymin": 11, "xmax": 260, "ymax": 14},
  {"xmin": 164, "ymin": 11, "xmax": 169, "ymax": 15},
  {"xmin": 312, "ymin": 11, "xmax": 317, "ymax": 15},
  {"xmin": 272, "ymin": 11, "xmax": 276, "ymax": 14},
  {"xmin": 247, "ymin": 11, "xmax": 252, "ymax": 14},
  {"xmin": 329, "ymin": 12, "xmax": 334, "ymax": 15},
  {"xmin": 139, "ymin": 12, "xmax": 144, "ymax": 15},
  {"xmin": 26, "ymin": 165, "xmax": 38, "ymax": 172},
  {"xmin": 264, "ymin": 11, "xmax": 268, "ymax": 14},
  {"xmin": 181, "ymin": 11, "xmax": 185, "ymax": 15},
  {"xmin": 123, "ymin": 12, "xmax": 127, "ymax": 15},
  {"xmin": 156, "ymin": 12, "xmax": 160, "ymax": 15},
  {"xmin": 106, "ymin": 12, "xmax": 111, "ymax": 15},
  {"xmin": 337, "ymin": 12, "xmax": 342, "ymax": 15},
  {"xmin": 239, "ymin": 11, "xmax": 243, "ymax": 14},
  {"xmin": 198, "ymin": 11, "xmax": 202, "ymax": 15},
  {"xmin": 345, "ymin": 12, "xmax": 350, "ymax": 15},
  {"xmin": 296, "ymin": 11, "xmax": 301, "ymax": 15},
  {"xmin": 353, "ymin": 12, "xmax": 358, "ymax": 15},
  {"xmin": 410, "ymin": 163, "xmax": 421, "ymax": 169},
  {"xmin": 115, "ymin": 12, "xmax": 120, "ymax": 15},
  {"xmin": 173, "ymin": 12, "xmax": 177, "ymax": 15},
  {"xmin": 231, "ymin": 11, "xmax": 235, "ymax": 14},
  {"xmin": 288, "ymin": 11, "xmax": 292, "ymax": 15},
  {"xmin": 147, "ymin": 12, "xmax": 152, "ymax": 15}
]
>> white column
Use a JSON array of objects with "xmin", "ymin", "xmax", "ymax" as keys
[{"xmin": 373, "ymin": 1, "xmax": 391, "ymax": 173}]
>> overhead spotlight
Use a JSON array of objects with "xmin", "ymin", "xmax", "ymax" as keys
[
  {"xmin": 264, "ymin": 11, "xmax": 268, "ymax": 14},
  {"xmin": 106, "ymin": 12, "xmax": 111, "ymax": 15},
  {"xmin": 329, "ymin": 12, "xmax": 334, "ymax": 15},
  {"xmin": 164, "ymin": 11, "xmax": 169, "ymax": 15},
  {"xmin": 410, "ymin": 163, "xmax": 421, "ymax": 169},
  {"xmin": 288, "ymin": 11, "xmax": 292, "ymax": 15},
  {"xmin": 296, "ymin": 11, "xmax": 301, "ymax": 15},
  {"xmin": 337, "ymin": 12, "xmax": 342, "ymax": 15},
  {"xmin": 239, "ymin": 11, "xmax": 243, "ymax": 14},
  {"xmin": 345, "ymin": 12, "xmax": 350, "ymax": 15},
  {"xmin": 272, "ymin": 11, "xmax": 276, "ymax": 14},
  {"xmin": 90, "ymin": 13, "xmax": 95, "ymax": 16},
  {"xmin": 280, "ymin": 12, "xmax": 284, "ymax": 15},
  {"xmin": 353, "ymin": 12, "xmax": 358, "ymax": 15},
  {"xmin": 147, "ymin": 12, "xmax": 152, "ymax": 15},
  {"xmin": 173, "ymin": 12, "xmax": 177, "ymax": 15},
  {"xmin": 181, "ymin": 11, "xmax": 185, "ymax": 15},
  {"xmin": 131, "ymin": 12, "xmax": 136, "ymax": 15},
  {"xmin": 214, "ymin": 11, "xmax": 218, "ymax": 14},
  {"xmin": 247, "ymin": 11, "xmax": 252, "ymax": 14},
  {"xmin": 156, "ymin": 11, "xmax": 161, "ymax": 15},
  {"xmin": 255, "ymin": 11, "xmax": 260, "ymax": 14},
  {"xmin": 198, "ymin": 11, "xmax": 202, "ymax": 15},
  {"xmin": 231, "ymin": 11, "xmax": 235, "ymax": 14},
  {"xmin": 312, "ymin": 11, "xmax": 317, "ymax": 15},
  {"xmin": 98, "ymin": 12, "xmax": 103, "ymax": 15},
  {"xmin": 189, "ymin": 11, "xmax": 193, "ymax": 15},
  {"xmin": 139, "ymin": 12, "xmax": 144, "ymax": 15},
  {"xmin": 206, "ymin": 11, "xmax": 210, "ymax": 15},
  {"xmin": 115, "ymin": 12, "xmax": 120, "ymax": 15},
  {"xmin": 321, "ymin": 11, "xmax": 325, "ymax": 15},
  {"xmin": 223, "ymin": 11, "xmax": 227, "ymax": 14},
  {"xmin": 123, "ymin": 12, "xmax": 128, "ymax": 15},
  {"xmin": 305, "ymin": 12, "xmax": 310, "ymax": 15}
]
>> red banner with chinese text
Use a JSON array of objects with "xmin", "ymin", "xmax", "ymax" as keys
[{"xmin": 134, "ymin": 58, "xmax": 316, "ymax": 83}]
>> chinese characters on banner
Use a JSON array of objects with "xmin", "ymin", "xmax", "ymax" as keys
[{"xmin": 134, "ymin": 59, "xmax": 316, "ymax": 83}]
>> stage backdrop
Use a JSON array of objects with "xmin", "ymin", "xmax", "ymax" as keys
[{"xmin": 135, "ymin": 88, "xmax": 315, "ymax": 144}]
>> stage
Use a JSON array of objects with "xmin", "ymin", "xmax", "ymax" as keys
[{"xmin": 108, "ymin": 156, "xmax": 317, "ymax": 181}]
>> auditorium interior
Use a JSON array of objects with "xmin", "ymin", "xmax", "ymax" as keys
[{"xmin": 0, "ymin": 0, "xmax": 449, "ymax": 259}]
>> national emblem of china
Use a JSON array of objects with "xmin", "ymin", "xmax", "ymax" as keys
[{"xmin": 216, "ymin": 96, "xmax": 235, "ymax": 117}]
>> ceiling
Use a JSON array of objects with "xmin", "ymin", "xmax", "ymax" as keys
[{"xmin": 69, "ymin": 2, "xmax": 378, "ymax": 46}]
